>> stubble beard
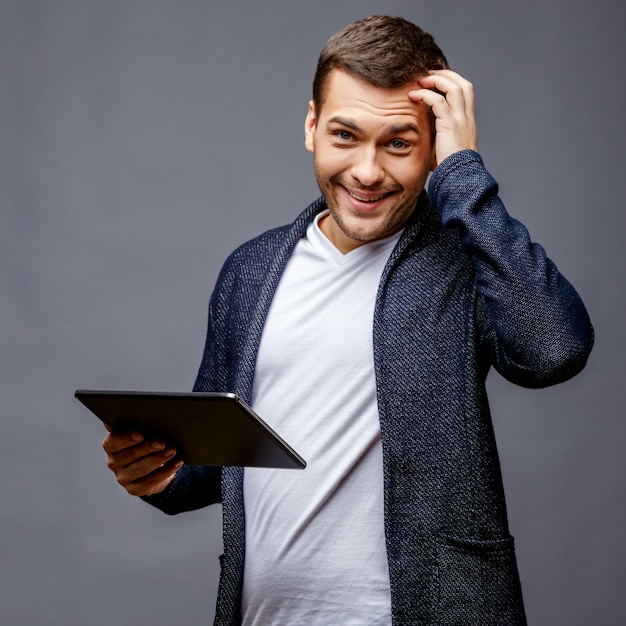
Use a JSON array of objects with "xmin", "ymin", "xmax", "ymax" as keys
[{"xmin": 317, "ymin": 172, "xmax": 417, "ymax": 245}]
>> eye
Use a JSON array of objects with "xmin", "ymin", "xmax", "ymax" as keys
[
  {"xmin": 388, "ymin": 138, "xmax": 409, "ymax": 150},
  {"xmin": 335, "ymin": 130, "xmax": 354, "ymax": 142}
]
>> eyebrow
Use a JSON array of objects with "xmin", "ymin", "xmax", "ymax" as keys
[{"xmin": 327, "ymin": 116, "xmax": 420, "ymax": 136}]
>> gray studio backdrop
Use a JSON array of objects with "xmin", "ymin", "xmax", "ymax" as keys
[{"xmin": 1, "ymin": 1, "xmax": 624, "ymax": 624}]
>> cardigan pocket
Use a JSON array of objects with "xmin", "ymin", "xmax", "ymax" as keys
[{"xmin": 435, "ymin": 534, "xmax": 526, "ymax": 625}]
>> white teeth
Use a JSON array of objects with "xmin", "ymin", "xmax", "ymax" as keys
[{"xmin": 348, "ymin": 190, "xmax": 386, "ymax": 202}]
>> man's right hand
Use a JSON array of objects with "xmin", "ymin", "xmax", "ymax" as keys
[{"xmin": 102, "ymin": 427, "xmax": 183, "ymax": 497}]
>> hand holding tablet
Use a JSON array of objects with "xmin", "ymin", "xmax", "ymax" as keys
[
  {"xmin": 101, "ymin": 426, "xmax": 183, "ymax": 497},
  {"xmin": 76, "ymin": 390, "xmax": 306, "ymax": 472}
]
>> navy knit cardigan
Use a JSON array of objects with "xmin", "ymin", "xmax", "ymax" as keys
[{"xmin": 146, "ymin": 151, "xmax": 593, "ymax": 625}]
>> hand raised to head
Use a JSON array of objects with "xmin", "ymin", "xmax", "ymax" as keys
[{"xmin": 409, "ymin": 69, "xmax": 478, "ymax": 168}]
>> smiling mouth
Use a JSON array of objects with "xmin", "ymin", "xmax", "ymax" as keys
[{"xmin": 345, "ymin": 188, "xmax": 395, "ymax": 202}]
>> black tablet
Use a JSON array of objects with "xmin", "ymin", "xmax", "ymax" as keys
[{"xmin": 75, "ymin": 390, "xmax": 306, "ymax": 469}]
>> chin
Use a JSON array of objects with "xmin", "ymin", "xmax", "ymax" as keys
[{"xmin": 339, "ymin": 214, "xmax": 398, "ymax": 243}]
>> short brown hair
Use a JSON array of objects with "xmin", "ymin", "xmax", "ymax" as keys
[{"xmin": 313, "ymin": 15, "xmax": 448, "ymax": 114}]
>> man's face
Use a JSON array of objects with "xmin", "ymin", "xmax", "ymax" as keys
[{"xmin": 305, "ymin": 69, "xmax": 435, "ymax": 254}]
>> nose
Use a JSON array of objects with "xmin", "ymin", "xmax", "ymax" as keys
[{"xmin": 350, "ymin": 146, "xmax": 385, "ymax": 187}]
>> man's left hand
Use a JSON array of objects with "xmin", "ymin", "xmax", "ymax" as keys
[{"xmin": 409, "ymin": 69, "xmax": 478, "ymax": 168}]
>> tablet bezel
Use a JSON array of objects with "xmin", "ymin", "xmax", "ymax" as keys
[{"xmin": 75, "ymin": 389, "xmax": 306, "ymax": 469}]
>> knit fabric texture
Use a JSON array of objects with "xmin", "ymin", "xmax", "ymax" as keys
[{"xmin": 144, "ymin": 150, "xmax": 593, "ymax": 625}]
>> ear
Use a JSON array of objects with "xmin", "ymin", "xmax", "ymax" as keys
[{"xmin": 304, "ymin": 100, "xmax": 316, "ymax": 153}]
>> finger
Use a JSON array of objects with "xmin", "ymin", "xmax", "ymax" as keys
[
  {"xmin": 408, "ymin": 87, "xmax": 447, "ymax": 112},
  {"xmin": 424, "ymin": 68, "xmax": 471, "ymax": 83},
  {"xmin": 410, "ymin": 71, "xmax": 478, "ymax": 156},
  {"xmin": 417, "ymin": 71, "xmax": 475, "ymax": 116},
  {"xmin": 124, "ymin": 457, "xmax": 184, "ymax": 497},
  {"xmin": 102, "ymin": 430, "xmax": 145, "ymax": 454},
  {"xmin": 110, "ymin": 445, "xmax": 179, "ymax": 485},
  {"xmin": 107, "ymin": 439, "xmax": 174, "ymax": 474},
  {"xmin": 408, "ymin": 88, "xmax": 453, "ymax": 133}
]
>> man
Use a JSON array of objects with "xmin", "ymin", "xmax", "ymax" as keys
[{"xmin": 103, "ymin": 16, "xmax": 593, "ymax": 625}]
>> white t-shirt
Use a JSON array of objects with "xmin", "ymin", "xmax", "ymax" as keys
[{"xmin": 241, "ymin": 212, "xmax": 402, "ymax": 625}]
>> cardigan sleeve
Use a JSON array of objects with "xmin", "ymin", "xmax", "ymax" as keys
[
  {"xmin": 140, "ymin": 301, "xmax": 224, "ymax": 514},
  {"xmin": 140, "ymin": 282, "xmax": 230, "ymax": 514},
  {"xmin": 428, "ymin": 150, "xmax": 593, "ymax": 388},
  {"xmin": 141, "ymin": 465, "xmax": 222, "ymax": 515}
]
